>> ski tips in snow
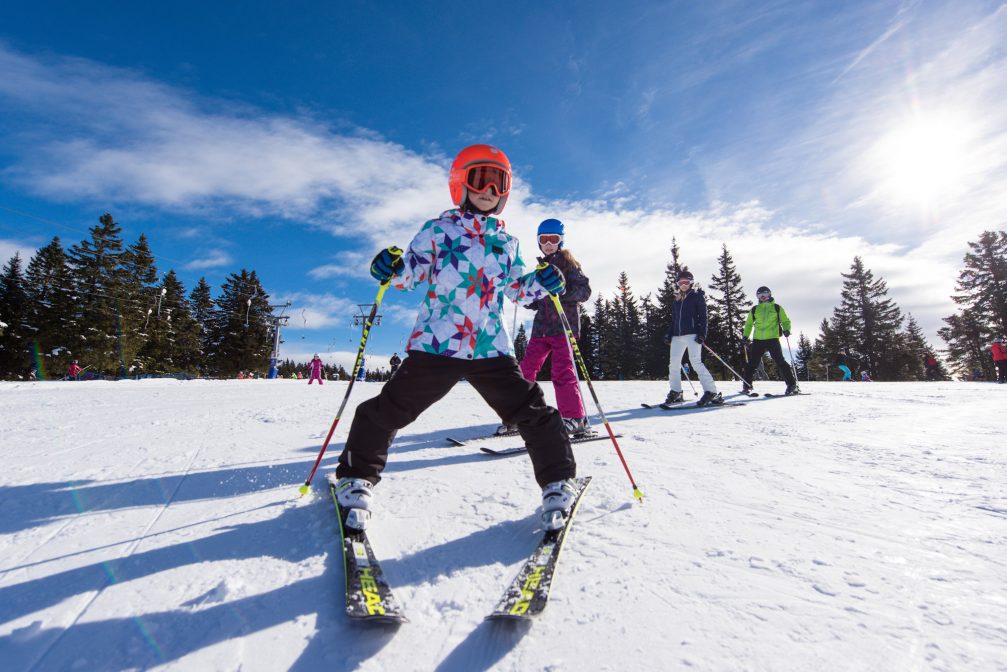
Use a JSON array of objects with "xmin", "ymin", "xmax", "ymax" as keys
[
  {"xmin": 487, "ymin": 476, "xmax": 592, "ymax": 621},
  {"xmin": 328, "ymin": 478, "xmax": 408, "ymax": 624}
]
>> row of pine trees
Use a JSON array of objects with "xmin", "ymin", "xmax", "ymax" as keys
[
  {"xmin": 0, "ymin": 214, "xmax": 275, "ymax": 379},
  {"xmin": 517, "ymin": 233, "xmax": 1005, "ymax": 383},
  {"xmin": 0, "ymin": 213, "xmax": 1004, "ymax": 381}
]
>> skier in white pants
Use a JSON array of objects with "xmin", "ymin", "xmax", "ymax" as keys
[{"xmin": 663, "ymin": 269, "xmax": 723, "ymax": 406}]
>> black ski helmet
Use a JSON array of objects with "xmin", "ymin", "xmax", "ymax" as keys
[
  {"xmin": 756, "ymin": 286, "xmax": 771, "ymax": 295},
  {"xmin": 677, "ymin": 270, "xmax": 694, "ymax": 282}
]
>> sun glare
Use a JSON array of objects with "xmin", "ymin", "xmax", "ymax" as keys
[{"xmin": 869, "ymin": 112, "xmax": 973, "ymax": 208}]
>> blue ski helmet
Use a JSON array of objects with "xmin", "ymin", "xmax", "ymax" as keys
[{"xmin": 537, "ymin": 219, "xmax": 565, "ymax": 248}]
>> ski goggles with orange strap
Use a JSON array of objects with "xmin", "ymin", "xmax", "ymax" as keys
[{"xmin": 464, "ymin": 165, "xmax": 511, "ymax": 195}]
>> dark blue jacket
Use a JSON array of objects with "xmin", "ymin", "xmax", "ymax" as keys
[{"xmin": 665, "ymin": 289, "xmax": 708, "ymax": 340}]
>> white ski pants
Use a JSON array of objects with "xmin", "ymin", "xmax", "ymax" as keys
[{"xmin": 668, "ymin": 335, "xmax": 717, "ymax": 393}]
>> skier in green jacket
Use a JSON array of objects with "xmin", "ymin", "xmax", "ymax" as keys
[{"xmin": 741, "ymin": 286, "xmax": 800, "ymax": 395}]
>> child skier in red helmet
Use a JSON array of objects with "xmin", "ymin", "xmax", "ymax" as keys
[{"xmin": 332, "ymin": 144, "xmax": 578, "ymax": 532}]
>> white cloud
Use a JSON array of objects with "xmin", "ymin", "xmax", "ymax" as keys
[
  {"xmin": 307, "ymin": 250, "xmax": 370, "ymax": 280},
  {"xmin": 0, "ymin": 238, "xmax": 36, "ymax": 266},
  {"xmin": 184, "ymin": 250, "xmax": 233, "ymax": 270},
  {"xmin": 271, "ymin": 292, "xmax": 359, "ymax": 330},
  {"xmin": 0, "ymin": 36, "xmax": 995, "ymax": 346}
]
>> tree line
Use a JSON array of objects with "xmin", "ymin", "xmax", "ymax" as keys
[
  {"xmin": 525, "ymin": 231, "xmax": 1004, "ymax": 383},
  {"xmin": 0, "ymin": 213, "xmax": 274, "ymax": 379},
  {"xmin": 0, "ymin": 213, "xmax": 1002, "ymax": 382}
]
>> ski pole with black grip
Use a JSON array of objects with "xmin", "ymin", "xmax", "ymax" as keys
[
  {"xmin": 298, "ymin": 250, "xmax": 400, "ymax": 496},
  {"xmin": 540, "ymin": 263, "xmax": 644, "ymax": 503}
]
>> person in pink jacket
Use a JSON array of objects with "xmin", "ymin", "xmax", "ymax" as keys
[
  {"xmin": 510, "ymin": 219, "xmax": 592, "ymax": 436},
  {"xmin": 308, "ymin": 354, "xmax": 324, "ymax": 385}
]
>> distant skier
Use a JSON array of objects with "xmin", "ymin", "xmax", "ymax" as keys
[
  {"xmin": 741, "ymin": 287, "xmax": 800, "ymax": 395},
  {"xmin": 663, "ymin": 269, "xmax": 722, "ymax": 406},
  {"xmin": 835, "ymin": 349, "xmax": 853, "ymax": 381},
  {"xmin": 331, "ymin": 144, "xmax": 576, "ymax": 533},
  {"xmin": 308, "ymin": 354, "xmax": 324, "ymax": 385},
  {"xmin": 67, "ymin": 360, "xmax": 83, "ymax": 381},
  {"xmin": 389, "ymin": 353, "xmax": 402, "ymax": 377},
  {"xmin": 861, "ymin": 370, "xmax": 872, "ymax": 382},
  {"xmin": 992, "ymin": 336, "xmax": 1007, "ymax": 383},
  {"xmin": 924, "ymin": 354, "xmax": 939, "ymax": 381},
  {"xmin": 507, "ymin": 218, "xmax": 593, "ymax": 436}
]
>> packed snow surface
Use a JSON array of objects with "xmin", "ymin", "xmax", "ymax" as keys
[{"xmin": 0, "ymin": 378, "xmax": 1004, "ymax": 671}]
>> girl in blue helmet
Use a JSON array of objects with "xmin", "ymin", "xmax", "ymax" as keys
[{"xmin": 513, "ymin": 219, "xmax": 593, "ymax": 435}]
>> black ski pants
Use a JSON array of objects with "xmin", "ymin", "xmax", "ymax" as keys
[
  {"xmin": 996, "ymin": 360, "xmax": 1007, "ymax": 383},
  {"xmin": 743, "ymin": 338, "xmax": 796, "ymax": 387},
  {"xmin": 336, "ymin": 351, "xmax": 575, "ymax": 487}
]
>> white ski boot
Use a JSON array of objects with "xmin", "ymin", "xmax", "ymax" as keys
[
  {"xmin": 334, "ymin": 477, "xmax": 374, "ymax": 531},
  {"xmin": 541, "ymin": 479, "xmax": 578, "ymax": 531}
]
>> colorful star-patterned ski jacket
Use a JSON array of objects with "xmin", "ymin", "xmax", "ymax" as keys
[{"xmin": 391, "ymin": 209, "xmax": 550, "ymax": 360}]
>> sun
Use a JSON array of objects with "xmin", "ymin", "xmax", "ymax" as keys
[{"xmin": 869, "ymin": 112, "xmax": 973, "ymax": 208}]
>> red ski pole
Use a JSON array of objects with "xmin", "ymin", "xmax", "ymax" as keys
[
  {"xmin": 547, "ymin": 290, "xmax": 644, "ymax": 503},
  {"xmin": 298, "ymin": 279, "xmax": 392, "ymax": 496}
]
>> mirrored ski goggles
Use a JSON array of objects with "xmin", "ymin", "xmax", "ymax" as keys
[
  {"xmin": 465, "ymin": 165, "xmax": 511, "ymax": 195},
  {"xmin": 757, "ymin": 291, "xmax": 771, "ymax": 299},
  {"xmin": 538, "ymin": 234, "xmax": 562, "ymax": 245}
]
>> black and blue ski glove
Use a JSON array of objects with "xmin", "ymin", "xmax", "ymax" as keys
[
  {"xmin": 536, "ymin": 263, "xmax": 566, "ymax": 296},
  {"xmin": 694, "ymin": 335, "xmax": 705, "ymax": 344},
  {"xmin": 370, "ymin": 246, "xmax": 404, "ymax": 282}
]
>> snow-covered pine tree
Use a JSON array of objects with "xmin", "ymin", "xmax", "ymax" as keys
[
  {"xmin": 938, "ymin": 308, "xmax": 992, "ymax": 380},
  {"xmin": 590, "ymin": 294, "xmax": 613, "ymax": 379},
  {"xmin": 706, "ymin": 244, "xmax": 749, "ymax": 380},
  {"xmin": 513, "ymin": 323, "xmax": 528, "ymax": 363},
  {"xmin": 951, "ymin": 230, "xmax": 1007, "ymax": 338},
  {"xmin": 649, "ymin": 238, "xmax": 684, "ymax": 378},
  {"xmin": 189, "ymin": 277, "xmax": 216, "ymax": 372},
  {"xmin": 793, "ymin": 332, "xmax": 814, "ymax": 381},
  {"xmin": 897, "ymin": 313, "xmax": 947, "ymax": 381},
  {"xmin": 829, "ymin": 257, "xmax": 904, "ymax": 380},
  {"xmin": 0, "ymin": 253, "xmax": 30, "ymax": 378},
  {"xmin": 24, "ymin": 237, "xmax": 76, "ymax": 378},
  {"xmin": 639, "ymin": 294, "xmax": 664, "ymax": 380},
  {"xmin": 120, "ymin": 234, "xmax": 160, "ymax": 375},
  {"xmin": 137, "ymin": 271, "xmax": 202, "ymax": 375},
  {"xmin": 609, "ymin": 272, "xmax": 643, "ymax": 379},
  {"xmin": 577, "ymin": 304, "xmax": 595, "ymax": 379},
  {"xmin": 208, "ymin": 270, "xmax": 272, "ymax": 376},
  {"xmin": 66, "ymin": 213, "xmax": 127, "ymax": 375}
]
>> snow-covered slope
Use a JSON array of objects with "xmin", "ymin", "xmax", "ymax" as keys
[{"xmin": 0, "ymin": 379, "xmax": 1004, "ymax": 671}]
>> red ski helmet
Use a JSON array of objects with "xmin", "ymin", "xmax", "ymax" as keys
[{"xmin": 448, "ymin": 144, "xmax": 512, "ymax": 215}]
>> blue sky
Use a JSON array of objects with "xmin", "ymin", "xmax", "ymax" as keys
[{"xmin": 1, "ymin": 1, "xmax": 1005, "ymax": 371}]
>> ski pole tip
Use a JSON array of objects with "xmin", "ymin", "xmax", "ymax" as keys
[
  {"xmin": 632, "ymin": 487, "xmax": 644, "ymax": 503},
  {"xmin": 298, "ymin": 483, "xmax": 310, "ymax": 497}
]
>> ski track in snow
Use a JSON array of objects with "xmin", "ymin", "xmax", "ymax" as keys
[{"xmin": 0, "ymin": 379, "xmax": 1005, "ymax": 671}]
